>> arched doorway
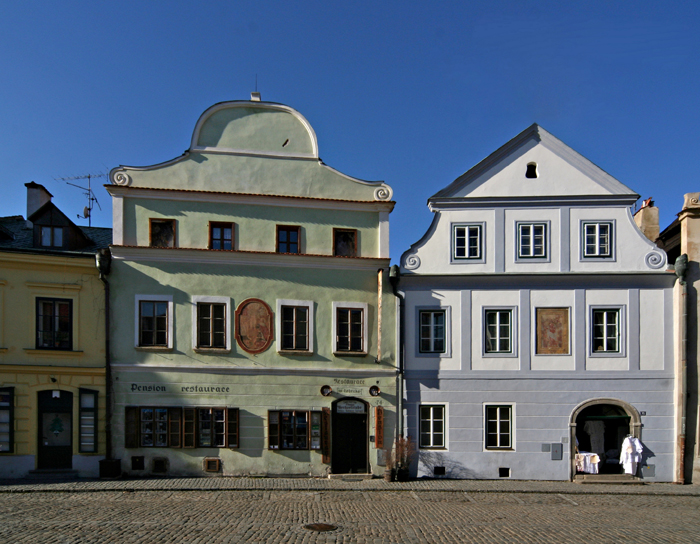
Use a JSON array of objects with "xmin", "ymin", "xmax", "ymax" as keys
[
  {"xmin": 331, "ymin": 398, "xmax": 368, "ymax": 474},
  {"xmin": 569, "ymin": 398, "xmax": 641, "ymax": 480}
]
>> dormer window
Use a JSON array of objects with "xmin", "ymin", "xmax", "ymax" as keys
[
  {"xmin": 526, "ymin": 162, "xmax": 538, "ymax": 178},
  {"xmin": 41, "ymin": 226, "xmax": 63, "ymax": 247}
]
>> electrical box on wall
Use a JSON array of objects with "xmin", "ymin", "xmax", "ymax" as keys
[{"xmin": 551, "ymin": 443, "xmax": 563, "ymax": 460}]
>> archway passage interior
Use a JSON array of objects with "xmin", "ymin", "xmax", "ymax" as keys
[
  {"xmin": 576, "ymin": 404, "xmax": 631, "ymax": 474},
  {"xmin": 331, "ymin": 398, "xmax": 368, "ymax": 474}
]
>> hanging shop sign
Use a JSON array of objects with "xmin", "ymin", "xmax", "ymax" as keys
[
  {"xmin": 336, "ymin": 400, "xmax": 366, "ymax": 414},
  {"xmin": 235, "ymin": 298, "xmax": 273, "ymax": 354}
]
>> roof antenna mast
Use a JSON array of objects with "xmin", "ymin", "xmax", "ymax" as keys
[{"xmin": 54, "ymin": 173, "xmax": 105, "ymax": 227}]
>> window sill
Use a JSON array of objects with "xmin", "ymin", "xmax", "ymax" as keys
[
  {"xmin": 24, "ymin": 349, "xmax": 84, "ymax": 357},
  {"xmin": 419, "ymin": 447, "xmax": 447, "ymax": 451},
  {"xmin": 333, "ymin": 351, "xmax": 369, "ymax": 358},
  {"xmin": 193, "ymin": 348, "xmax": 231, "ymax": 354},
  {"xmin": 485, "ymin": 448, "xmax": 514, "ymax": 452},
  {"xmin": 135, "ymin": 346, "xmax": 173, "ymax": 352},
  {"xmin": 278, "ymin": 350, "xmax": 314, "ymax": 356}
]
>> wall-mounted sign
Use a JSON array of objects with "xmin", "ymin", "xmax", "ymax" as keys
[
  {"xmin": 235, "ymin": 298, "xmax": 273, "ymax": 354},
  {"xmin": 375, "ymin": 406, "xmax": 384, "ymax": 449},
  {"xmin": 337, "ymin": 400, "xmax": 366, "ymax": 414}
]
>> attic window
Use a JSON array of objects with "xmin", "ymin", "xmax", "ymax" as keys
[
  {"xmin": 526, "ymin": 163, "xmax": 538, "ymax": 179},
  {"xmin": 41, "ymin": 226, "xmax": 63, "ymax": 248}
]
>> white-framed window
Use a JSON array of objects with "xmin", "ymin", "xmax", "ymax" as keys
[
  {"xmin": 485, "ymin": 404, "xmax": 513, "ymax": 450},
  {"xmin": 582, "ymin": 221, "xmax": 613, "ymax": 259},
  {"xmin": 332, "ymin": 301, "xmax": 368, "ymax": 355},
  {"xmin": 276, "ymin": 299, "xmax": 314, "ymax": 354},
  {"xmin": 135, "ymin": 295, "xmax": 174, "ymax": 349},
  {"xmin": 419, "ymin": 310, "xmax": 446, "ymax": 354},
  {"xmin": 453, "ymin": 224, "xmax": 483, "ymax": 261},
  {"xmin": 419, "ymin": 404, "xmax": 446, "ymax": 449},
  {"xmin": 484, "ymin": 309, "xmax": 513, "ymax": 354},
  {"xmin": 192, "ymin": 296, "xmax": 231, "ymax": 351},
  {"xmin": 517, "ymin": 222, "xmax": 547, "ymax": 258},
  {"xmin": 591, "ymin": 307, "xmax": 622, "ymax": 354}
]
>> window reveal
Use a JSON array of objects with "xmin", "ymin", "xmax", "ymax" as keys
[
  {"xmin": 336, "ymin": 308, "xmax": 364, "ymax": 352},
  {"xmin": 518, "ymin": 223, "xmax": 546, "ymax": 258},
  {"xmin": 333, "ymin": 229, "xmax": 357, "ymax": 257},
  {"xmin": 592, "ymin": 309, "xmax": 620, "ymax": 353},
  {"xmin": 277, "ymin": 225, "xmax": 300, "ymax": 254},
  {"xmin": 583, "ymin": 222, "xmax": 612, "ymax": 258},
  {"xmin": 209, "ymin": 222, "xmax": 233, "ymax": 250},
  {"xmin": 485, "ymin": 405, "xmax": 512, "ymax": 449},
  {"xmin": 453, "ymin": 224, "xmax": 481, "ymax": 260},
  {"xmin": 139, "ymin": 301, "xmax": 168, "ymax": 347},
  {"xmin": 281, "ymin": 306, "xmax": 309, "ymax": 351},
  {"xmin": 197, "ymin": 303, "xmax": 226, "ymax": 348},
  {"xmin": 149, "ymin": 219, "xmax": 176, "ymax": 248},
  {"xmin": 420, "ymin": 405, "xmax": 445, "ymax": 449},
  {"xmin": 36, "ymin": 298, "xmax": 72, "ymax": 350},
  {"xmin": 485, "ymin": 310, "xmax": 512, "ymax": 353}
]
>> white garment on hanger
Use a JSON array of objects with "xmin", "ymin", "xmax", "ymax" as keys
[{"xmin": 619, "ymin": 436, "xmax": 643, "ymax": 475}]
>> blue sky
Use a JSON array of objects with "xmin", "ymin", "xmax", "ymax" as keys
[{"xmin": 0, "ymin": 1, "xmax": 698, "ymax": 263}]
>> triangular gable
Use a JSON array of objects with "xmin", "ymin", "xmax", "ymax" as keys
[
  {"xmin": 28, "ymin": 202, "xmax": 92, "ymax": 246},
  {"xmin": 430, "ymin": 124, "xmax": 638, "ymax": 204}
]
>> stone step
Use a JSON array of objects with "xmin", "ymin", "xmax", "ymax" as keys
[
  {"xmin": 574, "ymin": 474, "xmax": 643, "ymax": 484},
  {"xmin": 26, "ymin": 469, "xmax": 80, "ymax": 480},
  {"xmin": 328, "ymin": 473, "xmax": 374, "ymax": 480}
]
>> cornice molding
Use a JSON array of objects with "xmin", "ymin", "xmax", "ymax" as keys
[
  {"xmin": 0, "ymin": 363, "xmax": 104, "ymax": 374},
  {"xmin": 111, "ymin": 363, "xmax": 396, "ymax": 377},
  {"xmin": 0, "ymin": 251, "xmax": 97, "ymax": 270},
  {"xmin": 106, "ymin": 185, "xmax": 395, "ymax": 212},
  {"xmin": 25, "ymin": 281, "xmax": 82, "ymax": 292},
  {"xmin": 110, "ymin": 245, "xmax": 390, "ymax": 270},
  {"xmin": 428, "ymin": 194, "xmax": 638, "ymax": 211}
]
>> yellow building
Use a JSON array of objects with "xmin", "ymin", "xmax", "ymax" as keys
[{"xmin": 0, "ymin": 183, "xmax": 111, "ymax": 477}]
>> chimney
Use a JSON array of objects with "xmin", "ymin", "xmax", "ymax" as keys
[
  {"xmin": 250, "ymin": 92, "xmax": 261, "ymax": 102},
  {"xmin": 633, "ymin": 197, "xmax": 659, "ymax": 242},
  {"xmin": 25, "ymin": 182, "xmax": 53, "ymax": 226}
]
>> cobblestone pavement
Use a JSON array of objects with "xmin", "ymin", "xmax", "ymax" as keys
[{"xmin": 1, "ymin": 485, "xmax": 699, "ymax": 543}]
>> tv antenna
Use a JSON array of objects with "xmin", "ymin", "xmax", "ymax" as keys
[{"xmin": 54, "ymin": 173, "xmax": 105, "ymax": 227}]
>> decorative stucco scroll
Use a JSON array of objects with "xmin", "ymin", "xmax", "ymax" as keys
[
  {"xmin": 403, "ymin": 254, "xmax": 421, "ymax": 270},
  {"xmin": 645, "ymin": 251, "xmax": 666, "ymax": 269},
  {"xmin": 113, "ymin": 171, "xmax": 132, "ymax": 186},
  {"xmin": 374, "ymin": 186, "xmax": 393, "ymax": 201}
]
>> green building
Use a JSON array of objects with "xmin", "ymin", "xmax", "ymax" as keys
[{"xmin": 106, "ymin": 95, "xmax": 396, "ymax": 477}]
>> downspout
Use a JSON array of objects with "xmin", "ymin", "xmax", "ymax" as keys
[
  {"xmin": 96, "ymin": 248, "xmax": 113, "ymax": 461},
  {"xmin": 675, "ymin": 254, "xmax": 688, "ymax": 484},
  {"xmin": 389, "ymin": 265, "xmax": 404, "ymax": 444}
]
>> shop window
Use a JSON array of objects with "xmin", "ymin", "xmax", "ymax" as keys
[
  {"xmin": 485, "ymin": 405, "xmax": 512, "ymax": 450},
  {"xmin": 36, "ymin": 298, "xmax": 72, "ymax": 350},
  {"xmin": 209, "ymin": 222, "xmax": 234, "ymax": 250},
  {"xmin": 79, "ymin": 389, "xmax": 98, "ymax": 453},
  {"xmin": 277, "ymin": 225, "xmax": 301, "ymax": 254},
  {"xmin": 333, "ymin": 229, "xmax": 357, "ymax": 257},
  {"xmin": 419, "ymin": 404, "xmax": 445, "ymax": 449},
  {"xmin": 268, "ymin": 410, "xmax": 322, "ymax": 450},
  {"xmin": 0, "ymin": 388, "xmax": 13, "ymax": 453},
  {"xmin": 149, "ymin": 219, "xmax": 176, "ymax": 248},
  {"xmin": 40, "ymin": 226, "xmax": 64, "ymax": 248},
  {"xmin": 125, "ymin": 406, "xmax": 238, "ymax": 449}
]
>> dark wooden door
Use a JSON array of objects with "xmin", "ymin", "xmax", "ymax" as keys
[
  {"xmin": 37, "ymin": 390, "xmax": 72, "ymax": 469},
  {"xmin": 331, "ymin": 399, "xmax": 368, "ymax": 474}
]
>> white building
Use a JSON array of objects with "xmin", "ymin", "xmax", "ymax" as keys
[{"xmin": 398, "ymin": 124, "xmax": 677, "ymax": 481}]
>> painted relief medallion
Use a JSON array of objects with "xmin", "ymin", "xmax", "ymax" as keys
[
  {"xmin": 235, "ymin": 298, "xmax": 273, "ymax": 354},
  {"xmin": 536, "ymin": 308, "xmax": 570, "ymax": 355}
]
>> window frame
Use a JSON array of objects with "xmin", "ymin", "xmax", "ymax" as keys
[
  {"xmin": 416, "ymin": 307, "xmax": 451, "ymax": 357},
  {"xmin": 134, "ymin": 295, "xmax": 174, "ymax": 349},
  {"xmin": 192, "ymin": 296, "xmax": 231, "ymax": 352},
  {"xmin": 332, "ymin": 301, "xmax": 368, "ymax": 356},
  {"xmin": 484, "ymin": 404, "xmax": 514, "ymax": 451},
  {"xmin": 36, "ymin": 297, "xmax": 73, "ymax": 350},
  {"xmin": 516, "ymin": 221, "xmax": 549, "ymax": 260},
  {"xmin": 40, "ymin": 226, "xmax": 64, "ymax": 248},
  {"xmin": 333, "ymin": 228, "xmax": 358, "ymax": 257},
  {"xmin": 276, "ymin": 225, "xmax": 301, "ymax": 254},
  {"xmin": 208, "ymin": 222, "xmax": 234, "ymax": 251},
  {"xmin": 276, "ymin": 299, "xmax": 314, "ymax": 354},
  {"xmin": 419, "ymin": 404, "xmax": 447, "ymax": 450},
  {"xmin": 452, "ymin": 223, "xmax": 484, "ymax": 262},
  {"xmin": 0, "ymin": 387, "xmax": 14, "ymax": 454},
  {"xmin": 79, "ymin": 389, "xmax": 98, "ymax": 453},
  {"xmin": 581, "ymin": 220, "xmax": 615, "ymax": 260},
  {"xmin": 149, "ymin": 218, "xmax": 176, "ymax": 248},
  {"xmin": 483, "ymin": 307, "xmax": 517, "ymax": 357},
  {"xmin": 268, "ymin": 410, "xmax": 322, "ymax": 451},
  {"xmin": 589, "ymin": 306, "xmax": 626, "ymax": 357}
]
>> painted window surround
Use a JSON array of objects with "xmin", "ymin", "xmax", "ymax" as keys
[
  {"xmin": 134, "ymin": 294, "xmax": 174, "ymax": 350},
  {"xmin": 191, "ymin": 295, "xmax": 232, "ymax": 352},
  {"xmin": 580, "ymin": 220, "xmax": 616, "ymax": 261},
  {"xmin": 482, "ymin": 306, "xmax": 518, "ymax": 358},
  {"xmin": 415, "ymin": 306, "xmax": 452, "ymax": 358},
  {"xmin": 589, "ymin": 305, "xmax": 626, "ymax": 358},
  {"xmin": 451, "ymin": 222, "xmax": 486, "ymax": 264},
  {"xmin": 275, "ymin": 299, "xmax": 315, "ymax": 355},
  {"xmin": 25, "ymin": 282, "xmax": 82, "ymax": 355},
  {"xmin": 515, "ymin": 221, "xmax": 550, "ymax": 261}
]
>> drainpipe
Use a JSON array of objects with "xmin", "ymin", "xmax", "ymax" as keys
[
  {"xmin": 675, "ymin": 254, "xmax": 688, "ymax": 484},
  {"xmin": 389, "ymin": 265, "xmax": 404, "ymax": 444},
  {"xmin": 95, "ymin": 249, "xmax": 113, "ymax": 462}
]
